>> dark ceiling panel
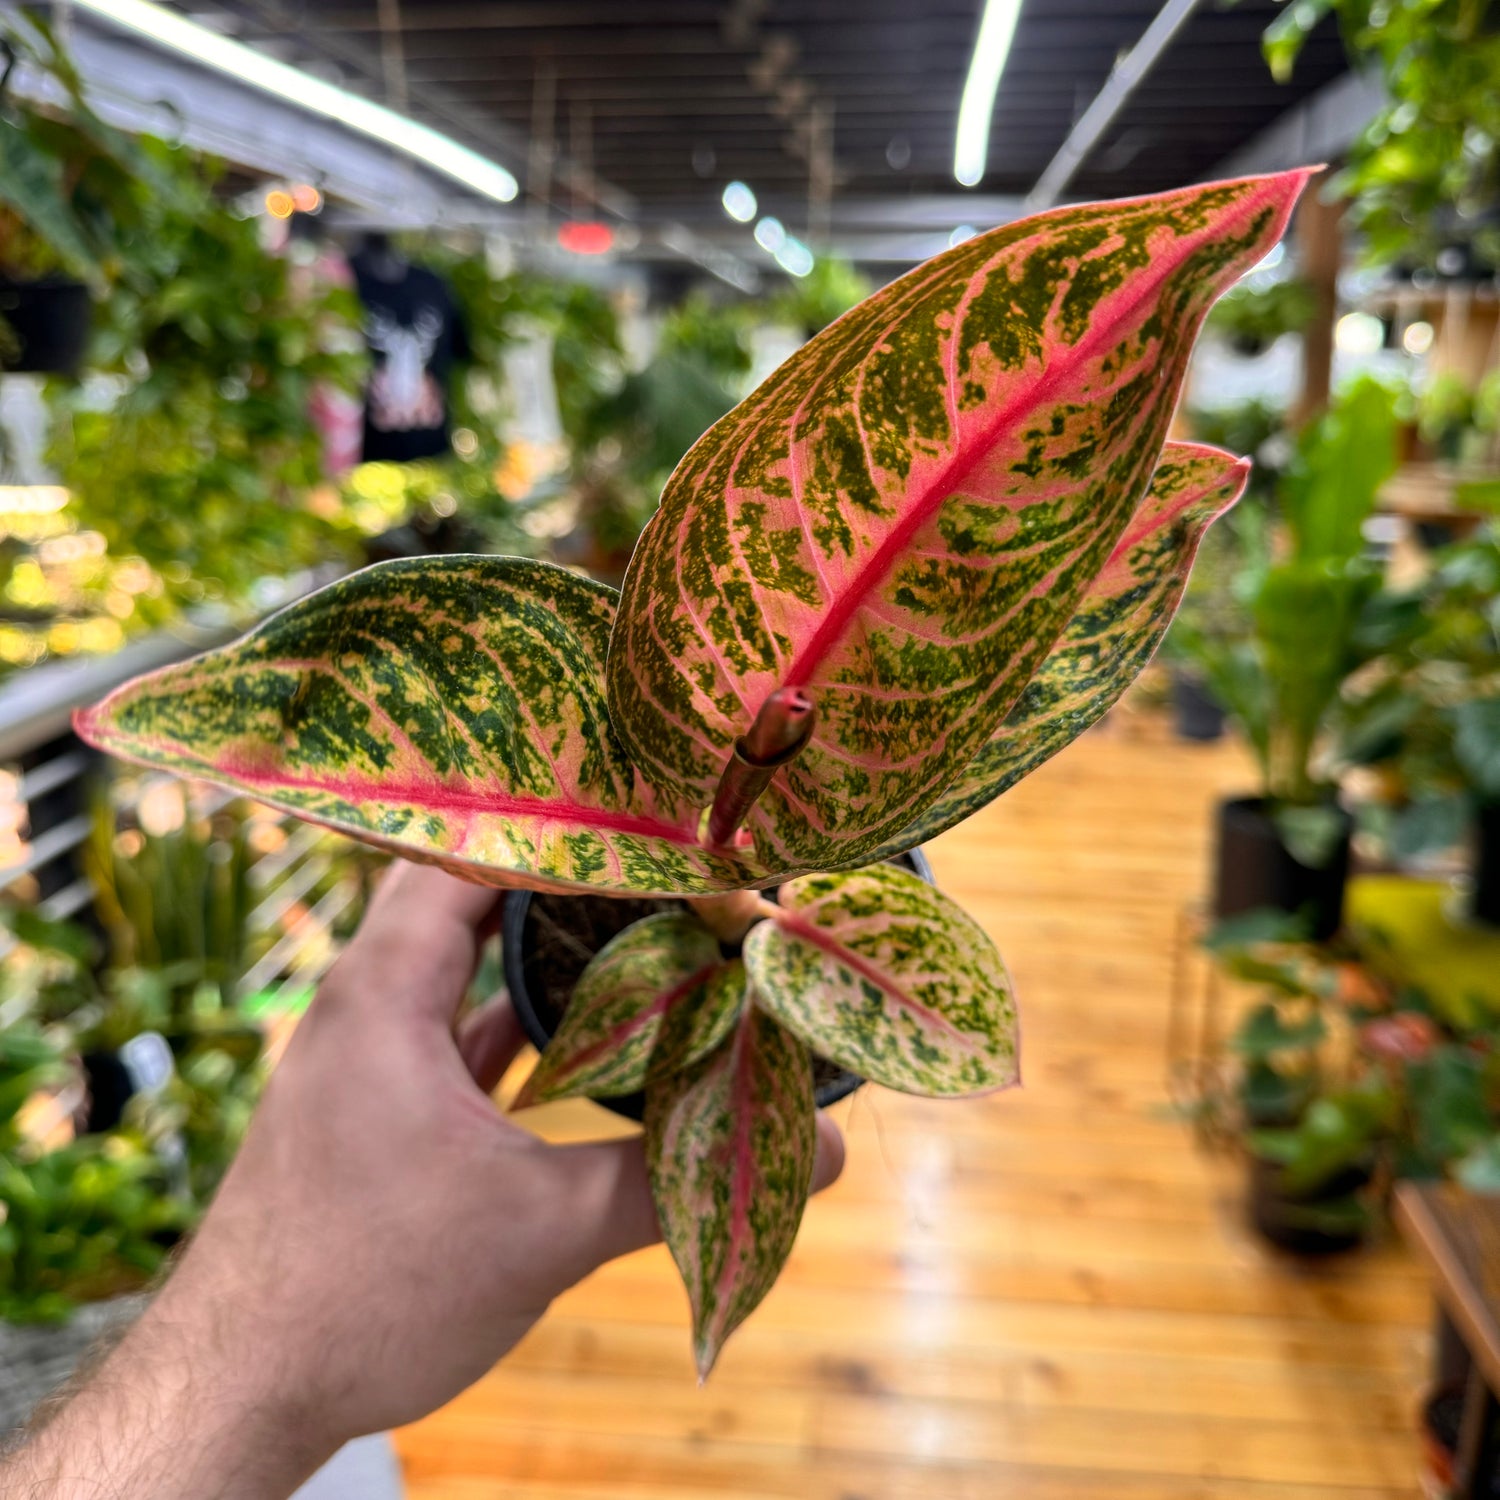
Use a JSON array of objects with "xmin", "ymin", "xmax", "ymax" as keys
[{"xmin": 168, "ymin": 0, "xmax": 1350, "ymax": 244}]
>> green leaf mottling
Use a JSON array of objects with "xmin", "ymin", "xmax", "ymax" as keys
[
  {"xmin": 75, "ymin": 558, "xmax": 772, "ymax": 897},
  {"xmin": 608, "ymin": 172, "xmax": 1310, "ymax": 872},
  {"xmin": 516, "ymin": 912, "xmax": 745, "ymax": 1105},
  {"xmin": 744, "ymin": 864, "xmax": 1018, "ymax": 1097},
  {"xmin": 645, "ymin": 1007, "xmax": 817, "ymax": 1378},
  {"xmin": 869, "ymin": 442, "xmax": 1251, "ymax": 856}
]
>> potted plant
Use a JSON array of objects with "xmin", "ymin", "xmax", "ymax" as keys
[
  {"xmin": 1340, "ymin": 527, "xmax": 1500, "ymax": 925},
  {"xmin": 0, "ymin": 14, "xmax": 176, "ymax": 375},
  {"xmin": 1176, "ymin": 377, "xmax": 1401, "ymax": 938},
  {"xmin": 0, "ymin": 894, "xmax": 273, "ymax": 1428},
  {"xmin": 1246, "ymin": 1080, "xmax": 1392, "ymax": 1253},
  {"xmin": 73, "ymin": 169, "xmax": 1309, "ymax": 1375},
  {"xmin": 1208, "ymin": 908, "xmax": 1500, "ymax": 1254}
]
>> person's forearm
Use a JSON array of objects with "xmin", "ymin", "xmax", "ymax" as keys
[{"xmin": 0, "ymin": 1289, "xmax": 332, "ymax": 1500}]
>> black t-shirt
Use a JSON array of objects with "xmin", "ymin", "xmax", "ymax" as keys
[{"xmin": 351, "ymin": 255, "xmax": 470, "ymax": 463}]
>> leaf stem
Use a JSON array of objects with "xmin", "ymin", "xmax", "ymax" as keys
[
  {"xmin": 691, "ymin": 889, "xmax": 772, "ymax": 945},
  {"xmin": 705, "ymin": 688, "xmax": 816, "ymax": 847}
]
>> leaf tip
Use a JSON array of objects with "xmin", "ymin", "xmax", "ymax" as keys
[
  {"xmin": 71, "ymin": 701, "xmax": 106, "ymax": 748},
  {"xmin": 693, "ymin": 1334, "xmax": 722, "ymax": 1383},
  {"xmin": 511, "ymin": 1069, "xmax": 548, "ymax": 1112}
]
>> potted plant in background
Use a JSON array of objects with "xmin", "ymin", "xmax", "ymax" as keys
[
  {"xmin": 1340, "ymin": 526, "xmax": 1500, "ymax": 925},
  {"xmin": 1175, "ymin": 376, "xmax": 1401, "ymax": 938},
  {"xmin": 0, "ymin": 899, "xmax": 265, "ymax": 1430},
  {"xmin": 1205, "ymin": 910, "xmax": 1500, "ymax": 1256},
  {"xmin": 0, "ymin": 13, "xmax": 164, "ymax": 376},
  {"xmin": 73, "ymin": 169, "xmax": 1309, "ymax": 1375}
]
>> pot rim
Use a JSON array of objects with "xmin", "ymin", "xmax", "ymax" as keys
[{"xmin": 501, "ymin": 847, "xmax": 935, "ymax": 1118}]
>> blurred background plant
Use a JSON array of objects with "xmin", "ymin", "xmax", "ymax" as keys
[
  {"xmin": 1175, "ymin": 377, "xmax": 1401, "ymax": 815},
  {"xmin": 0, "ymin": 779, "xmax": 382, "ymax": 1323},
  {"xmin": 1202, "ymin": 909, "xmax": 1500, "ymax": 1250},
  {"xmin": 1264, "ymin": 0, "xmax": 1500, "ymax": 271}
]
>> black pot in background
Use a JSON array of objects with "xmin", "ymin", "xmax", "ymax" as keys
[
  {"xmin": 502, "ymin": 847, "xmax": 935, "ymax": 1123},
  {"xmin": 1246, "ymin": 1154, "xmax": 1371, "ymax": 1256},
  {"xmin": 1213, "ymin": 796, "xmax": 1352, "ymax": 942},
  {"xmin": 1473, "ymin": 800, "xmax": 1500, "ymax": 929},
  {"xmin": 0, "ymin": 278, "xmax": 92, "ymax": 375},
  {"xmin": 1169, "ymin": 669, "xmax": 1226, "ymax": 743}
]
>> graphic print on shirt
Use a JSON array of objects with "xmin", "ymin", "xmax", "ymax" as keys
[{"xmin": 366, "ymin": 306, "xmax": 446, "ymax": 432}]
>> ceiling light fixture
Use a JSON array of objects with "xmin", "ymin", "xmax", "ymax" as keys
[
  {"xmin": 774, "ymin": 237, "xmax": 814, "ymax": 277},
  {"xmin": 70, "ymin": 0, "xmax": 519, "ymax": 204},
  {"xmin": 754, "ymin": 216, "xmax": 787, "ymax": 253},
  {"xmin": 953, "ymin": 0, "xmax": 1024, "ymax": 188},
  {"xmin": 722, "ymin": 181, "xmax": 758, "ymax": 223}
]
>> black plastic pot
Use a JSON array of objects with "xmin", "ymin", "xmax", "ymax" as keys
[
  {"xmin": 1246, "ymin": 1154, "xmax": 1371, "ymax": 1256},
  {"xmin": 1473, "ymin": 800, "xmax": 1500, "ymax": 929},
  {"xmin": 502, "ymin": 848, "xmax": 935, "ymax": 1122},
  {"xmin": 1212, "ymin": 796, "xmax": 1352, "ymax": 941},
  {"xmin": 1169, "ymin": 669, "xmax": 1226, "ymax": 743},
  {"xmin": 0, "ymin": 278, "xmax": 92, "ymax": 375}
]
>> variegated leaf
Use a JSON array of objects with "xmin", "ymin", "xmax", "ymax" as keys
[
  {"xmin": 645, "ymin": 1005, "xmax": 816, "ymax": 1379},
  {"xmin": 608, "ymin": 170, "xmax": 1310, "ymax": 870},
  {"xmin": 868, "ymin": 442, "xmax": 1250, "ymax": 857},
  {"xmin": 73, "ymin": 558, "xmax": 771, "ymax": 897},
  {"xmin": 743, "ymin": 863, "xmax": 1017, "ymax": 1097},
  {"xmin": 514, "ymin": 912, "xmax": 745, "ymax": 1106}
]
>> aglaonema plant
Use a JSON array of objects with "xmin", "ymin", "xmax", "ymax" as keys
[{"xmin": 73, "ymin": 169, "xmax": 1309, "ymax": 1376}]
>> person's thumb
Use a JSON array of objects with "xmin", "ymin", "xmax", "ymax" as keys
[{"xmin": 545, "ymin": 1113, "xmax": 846, "ymax": 1281}]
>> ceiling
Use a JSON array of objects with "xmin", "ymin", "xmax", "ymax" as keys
[{"xmin": 136, "ymin": 1, "xmax": 1353, "ymax": 256}]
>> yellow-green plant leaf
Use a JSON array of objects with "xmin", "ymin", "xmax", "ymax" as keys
[
  {"xmin": 869, "ymin": 442, "xmax": 1250, "ymax": 855},
  {"xmin": 645, "ymin": 1005, "xmax": 816, "ymax": 1379},
  {"xmin": 514, "ymin": 912, "xmax": 744, "ymax": 1106},
  {"xmin": 74, "ymin": 557, "xmax": 770, "ymax": 897},
  {"xmin": 608, "ymin": 171, "xmax": 1311, "ymax": 872},
  {"xmin": 743, "ymin": 863, "xmax": 1017, "ymax": 1097}
]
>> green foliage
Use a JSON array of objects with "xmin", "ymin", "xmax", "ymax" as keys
[
  {"xmin": 1249, "ymin": 1079, "xmax": 1395, "ymax": 1195},
  {"xmin": 84, "ymin": 791, "xmax": 255, "ymax": 1000},
  {"xmin": 563, "ymin": 289, "xmax": 754, "ymax": 569},
  {"xmin": 1206, "ymin": 277, "xmax": 1315, "ymax": 353},
  {"xmin": 768, "ymin": 256, "xmax": 871, "ymax": 336},
  {"xmin": 0, "ymin": 1134, "xmax": 188, "ymax": 1323},
  {"xmin": 47, "ymin": 154, "xmax": 364, "ymax": 617},
  {"xmin": 0, "ymin": 878, "xmax": 266, "ymax": 1321},
  {"xmin": 0, "ymin": 11, "xmax": 184, "ymax": 289},
  {"xmin": 1212, "ymin": 907, "xmax": 1500, "ymax": 1205},
  {"xmin": 1175, "ymin": 378, "xmax": 1399, "ymax": 803},
  {"xmin": 1401, "ymin": 1044, "xmax": 1495, "ymax": 1176},
  {"xmin": 1232, "ymin": 999, "xmax": 1327, "ymax": 1057},
  {"xmin": 1265, "ymin": 0, "xmax": 1500, "ymax": 268},
  {"xmin": 1339, "ymin": 527, "xmax": 1500, "ymax": 858},
  {"xmin": 1416, "ymin": 369, "xmax": 1500, "ymax": 466}
]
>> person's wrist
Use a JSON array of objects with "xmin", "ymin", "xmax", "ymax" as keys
[
  {"xmin": 113, "ymin": 1265, "xmax": 341, "ymax": 1497},
  {"xmin": 1, "ymin": 1281, "xmax": 336, "ymax": 1500}
]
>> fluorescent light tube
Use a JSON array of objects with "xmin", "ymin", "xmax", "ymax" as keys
[
  {"xmin": 71, "ymin": 0, "xmax": 519, "ymax": 204},
  {"xmin": 954, "ymin": 0, "xmax": 1024, "ymax": 188}
]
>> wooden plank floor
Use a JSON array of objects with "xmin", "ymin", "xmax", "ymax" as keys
[{"xmin": 395, "ymin": 710, "xmax": 1430, "ymax": 1499}]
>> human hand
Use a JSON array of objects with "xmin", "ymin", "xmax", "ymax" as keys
[{"xmin": 2, "ymin": 864, "xmax": 845, "ymax": 1499}]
